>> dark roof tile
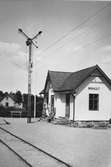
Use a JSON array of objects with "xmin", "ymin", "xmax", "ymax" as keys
[
  {"xmin": 44, "ymin": 65, "xmax": 111, "ymax": 92},
  {"xmin": 58, "ymin": 65, "xmax": 97, "ymax": 91},
  {"xmin": 49, "ymin": 71, "xmax": 72, "ymax": 90}
]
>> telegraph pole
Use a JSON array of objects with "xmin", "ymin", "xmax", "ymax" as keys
[
  {"xmin": 27, "ymin": 39, "xmax": 32, "ymax": 123},
  {"xmin": 34, "ymin": 95, "xmax": 36, "ymax": 118},
  {"xmin": 18, "ymin": 28, "xmax": 42, "ymax": 123}
]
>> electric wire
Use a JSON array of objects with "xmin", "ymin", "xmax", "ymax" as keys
[
  {"xmin": 7, "ymin": 2, "xmax": 111, "ymax": 71},
  {"xmin": 67, "ymin": 32, "xmax": 111, "ymax": 57},
  {"xmin": 41, "ymin": 2, "xmax": 111, "ymax": 53},
  {"xmin": 53, "ymin": 22, "xmax": 102, "ymax": 52},
  {"xmin": 56, "ymin": 29, "xmax": 111, "ymax": 54}
]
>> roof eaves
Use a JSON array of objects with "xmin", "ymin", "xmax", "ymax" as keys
[
  {"xmin": 48, "ymin": 71, "xmax": 54, "ymax": 89},
  {"xmin": 59, "ymin": 65, "xmax": 96, "ymax": 91},
  {"xmin": 55, "ymin": 89, "xmax": 74, "ymax": 93},
  {"xmin": 73, "ymin": 65, "xmax": 111, "ymax": 91},
  {"xmin": 95, "ymin": 65, "xmax": 111, "ymax": 85},
  {"xmin": 44, "ymin": 70, "xmax": 54, "ymax": 92},
  {"xmin": 74, "ymin": 66, "xmax": 97, "ymax": 90}
]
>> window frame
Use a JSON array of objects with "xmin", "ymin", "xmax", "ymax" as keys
[{"xmin": 89, "ymin": 93, "xmax": 99, "ymax": 111}]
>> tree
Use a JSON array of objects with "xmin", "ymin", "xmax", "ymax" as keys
[
  {"xmin": 9, "ymin": 91, "xmax": 15, "ymax": 97},
  {"xmin": 4, "ymin": 92, "xmax": 8, "ymax": 96},
  {"xmin": 15, "ymin": 90, "xmax": 22, "ymax": 104},
  {"xmin": 22, "ymin": 93, "xmax": 34, "ymax": 117},
  {"xmin": 36, "ymin": 96, "xmax": 43, "ymax": 117},
  {"xmin": 0, "ymin": 90, "xmax": 4, "ymax": 99}
]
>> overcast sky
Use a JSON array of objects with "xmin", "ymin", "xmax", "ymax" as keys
[{"xmin": 0, "ymin": 0, "xmax": 111, "ymax": 94}]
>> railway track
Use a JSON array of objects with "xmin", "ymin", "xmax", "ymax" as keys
[{"xmin": 0, "ymin": 127, "xmax": 71, "ymax": 167}]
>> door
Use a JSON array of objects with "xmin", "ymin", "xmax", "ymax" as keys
[
  {"xmin": 65, "ymin": 94, "xmax": 70, "ymax": 118},
  {"xmin": 51, "ymin": 95, "xmax": 54, "ymax": 110}
]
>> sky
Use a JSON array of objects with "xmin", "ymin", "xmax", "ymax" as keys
[{"xmin": 0, "ymin": 0, "xmax": 111, "ymax": 95}]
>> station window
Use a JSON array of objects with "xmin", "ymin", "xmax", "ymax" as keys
[
  {"xmin": 51, "ymin": 95, "xmax": 54, "ymax": 108},
  {"xmin": 89, "ymin": 94, "xmax": 99, "ymax": 111}
]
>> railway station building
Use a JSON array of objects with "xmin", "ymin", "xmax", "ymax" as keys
[{"xmin": 42, "ymin": 65, "xmax": 111, "ymax": 122}]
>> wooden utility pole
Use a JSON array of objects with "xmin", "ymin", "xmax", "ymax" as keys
[
  {"xmin": 27, "ymin": 39, "xmax": 32, "ymax": 123},
  {"xmin": 18, "ymin": 28, "xmax": 42, "ymax": 123},
  {"xmin": 34, "ymin": 95, "xmax": 36, "ymax": 118}
]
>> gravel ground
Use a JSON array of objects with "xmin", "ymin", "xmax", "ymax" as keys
[
  {"xmin": 1, "ymin": 118, "xmax": 111, "ymax": 167},
  {"xmin": 0, "ymin": 141, "xmax": 28, "ymax": 167}
]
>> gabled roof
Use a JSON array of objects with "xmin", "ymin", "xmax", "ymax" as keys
[
  {"xmin": 49, "ymin": 71, "xmax": 72, "ymax": 90},
  {"xmin": 39, "ymin": 89, "xmax": 45, "ymax": 95},
  {"xmin": 44, "ymin": 65, "xmax": 111, "ymax": 93},
  {"xmin": 0, "ymin": 94, "xmax": 15, "ymax": 102}
]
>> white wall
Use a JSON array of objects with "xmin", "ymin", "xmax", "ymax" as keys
[
  {"xmin": 48, "ymin": 85, "xmax": 54, "ymax": 105},
  {"xmin": 55, "ymin": 93, "xmax": 66, "ymax": 118},
  {"xmin": 0, "ymin": 96, "xmax": 23, "ymax": 108},
  {"xmin": 44, "ymin": 80, "xmax": 66, "ymax": 117},
  {"xmin": 44, "ymin": 81, "xmax": 55, "ymax": 115},
  {"xmin": 44, "ymin": 76, "xmax": 111, "ymax": 121},
  {"xmin": 0, "ymin": 97, "xmax": 15, "ymax": 107},
  {"xmin": 74, "ymin": 76, "xmax": 111, "ymax": 121}
]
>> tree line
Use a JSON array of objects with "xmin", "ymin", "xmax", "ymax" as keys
[{"xmin": 0, "ymin": 90, "xmax": 43, "ymax": 117}]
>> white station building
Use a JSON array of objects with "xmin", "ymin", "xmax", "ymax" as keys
[{"xmin": 42, "ymin": 65, "xmax": 111, "ymax": 122}]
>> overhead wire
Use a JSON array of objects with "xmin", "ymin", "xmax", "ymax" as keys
[
  {"xmin": 56, "ymin": 26, "xmax": 111, "ymax": 53},
  {"xmin": 11, "ymin": 2, "xmax": 111, "ymax": 71},
  {"xmin": 41, "ymin": 2, "xmax": 111, "ymax": 53},
  {"xmin": 67, "ymin": 32, "xmax": 111, "ymax": 57},
  {"xmin": 53, "ymin": 22, "xmax": 101, "ymax": 51}
]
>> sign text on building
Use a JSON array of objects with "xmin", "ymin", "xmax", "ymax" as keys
[{"xmin": 88, "ymin": 87, "xmax": 100, "ymax": 90}]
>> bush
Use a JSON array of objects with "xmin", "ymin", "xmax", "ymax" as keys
[
  {"xmin": 0, "ymin": 106, "xmax": 11, "ymax": 117},
  {"xmin": 21, "ymin": 111, "xmax": 27, "ymax": 117},
  {"xmin": 109, "ymin": 119, "xmax": 111, "ymax": 124},
  {"xmin": 0, "ymin": 106, "xmax": 25, "ymax": 117}
]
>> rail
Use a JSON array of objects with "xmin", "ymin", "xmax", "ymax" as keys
[{"xmin": 0, "ymin": 127, "xmax": 72, "ymax": 167}]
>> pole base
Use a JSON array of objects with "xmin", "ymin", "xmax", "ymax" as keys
[{"xmin": 27, "ymin": 117, "xmax": 31, "ymax": 123}]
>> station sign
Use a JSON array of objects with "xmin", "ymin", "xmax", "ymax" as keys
[{"xmin": 88, "ymin": 87, "xmax": 100, "ymax": 90}]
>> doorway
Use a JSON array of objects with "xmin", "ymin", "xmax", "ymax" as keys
[{"xmin": 65, "ymin": 94, "xmax": 70, "ymax": 118}]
